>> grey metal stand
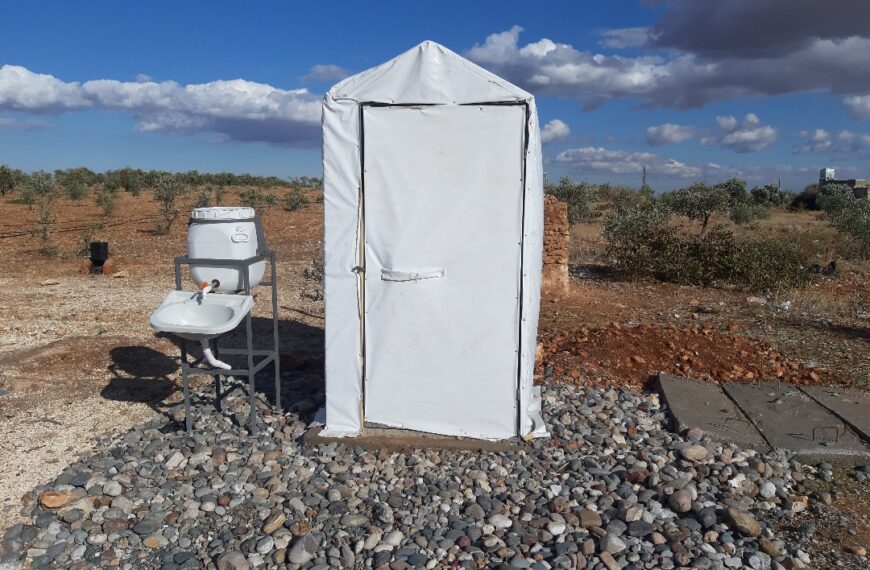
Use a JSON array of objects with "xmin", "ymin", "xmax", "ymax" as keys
[{"xmin": 172, "ymin": 250, "xmax": 280, "ymax": 435}]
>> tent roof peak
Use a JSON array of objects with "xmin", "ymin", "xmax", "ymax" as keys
[{"xmin": 326, "ymin": 40, "xmax": 532, "ymax": 105}]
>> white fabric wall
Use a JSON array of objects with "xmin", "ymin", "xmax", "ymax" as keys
[{"xmin": 321, "ymin": 41, "xmax": 547, "ymax": 439}]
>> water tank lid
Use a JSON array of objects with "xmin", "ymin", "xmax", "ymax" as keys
[{"xmin": 190, "ymin": 207, "xmax": 256, "ymax": 221}]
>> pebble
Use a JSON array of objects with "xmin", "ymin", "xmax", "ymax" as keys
[{"xmin": 0, "ymin": 379, "xmax": 830, "ymax": 569}]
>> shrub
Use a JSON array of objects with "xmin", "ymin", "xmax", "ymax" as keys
[
  {"xmin": 55, "ymin": 168, "xmax": 99, "ymax": 200},
  {"xmin": 716, "ymin": 177, "xmax": 749, "ymax": 206},
  {"xmin": 104, "ymin": 168, "xmax": 143, "ymax": 195},
  {"xmin": 153, "ymin": 173, "xmax": 187, "ymax": 235},
  {"xmin": 818, "ymin": 183, "xmax": 870, "ymax": 254},
  {"xmin": 215, "ymin": 184, "xmax": 227, "ymax": 205},
  {"xmin": 239, "ymin": 187, "xmax": 278, "ymax": 212},
  {"xmin": 727, "ymin": 238, "xmax": 812, "ymax": 291},
  {"xmin": 22, "ymin": 172, "xmax": 58, "ymax": 255},
  {"xmin": 729, "ymin": 201, "xmax": 771, "ymax": 225},
  {"xmin": 791, "ymin": 184, "xmax": 820, "ymax": 210},
  {"xmin": 194, "ymin": 187, "xmax": 212, "ymax": 208},
  {"xmin": 604, "ymin": 204, "xmax": 811, "ymax": 291},
  {"xmin": 284, "ymin": 187, "xmax": 309, "ymax": 211},
  {"xmin": 545, "ymin": 176, "xmax": 599, "ymax": 223},
  {"xmin": 660, "ymin": 182, "xmax": 730, "ymax": 234},
  {"xmin": 750, "ymin": 183, "xmax": 792, "ymax": 207},
  {"xmin": 0, "ymin": 164, "xmax": 23, "ymax": 196},
  {"xmin": 95, "ymin": 185, "xmax": 119, "ymax": 217}
]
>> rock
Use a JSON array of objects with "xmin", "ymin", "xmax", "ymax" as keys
[
  {"xmin": 845, "ymin": 545, "xmax": 866, "ymax": 556},
  {"xmin": 143, "ymin": 534, "xmax": 168, "ymax": 549},
  {"xmin": 39, "ymin": 491, "xmax": 72, "ymax": 509},
  {"xmin": 340, "ymin": 513, "xmax": 368, "ymax": 527},
  {"xmin": 602, "ymin": 533, "xmax": 626, "ymax": 554},
  {"xmin": 547, "ymin": 521, "xmax": 567, "ymax": 536},
  {"xmin": 262, "ymin": 512, "xmax": 286, "ymax": 534},
  {"xmin": 758, "ymin": 482, "xmax": 776, "ymax": 500},
  {"xmin": 256, "ymin": 535, "xmax": 275, "ymax": 555},
  {"xmin": 669, "ymin": 490, "xmax": 693, "ymax": 513},
  {"xmin": 759, "ymin": 538, "xmax": 780, "ymax": 557},
  {"xmin": 382, "ymin": 531, "xmax": 403, "ymax": 547},
  {"xmin": 600, "ymin": 551, "xmax": 621, "ymax": 570},
  {"xmin": 680, "ymin": 444, "xmax": 709, "ymax": 462},
  {"xmin": 216, "ymin": 551, "xmax": 250, "ymax": 570},
  {"xmin": 686, "ymin": 427, "xmax": 704, "ymax": 442},
  {"xmin": 287, "ymin": 533, "xmax": 320, "ymax": 565},
  {"xmin": 102, "ymin": 481, "xmax": 122, "ymax": 497},
  {"xmin": 165, "ymin": 451, "xmax": 185, "ymax": 470},
  {"xmin": 465, "ymin": 503, "xmax": 485, "ymax": 520},
  {"xmin": 578, "ymin": 510, "xmax": 602, "ymax": 529},
  {"xmin": 627, "ymin": 521, "xmax": 655, "ymax": 537},
  {"xmin": 488, "ymin": 514, "xmax": 513, "ymax": 529},
  {"xmin": 724, "ymin": 507, "xmax": 761, "ymax": 537}
]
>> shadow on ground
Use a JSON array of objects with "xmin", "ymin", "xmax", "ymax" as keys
[{"xmin": 101, "ymin": 316, "xmax": 326, "ymax": 423}]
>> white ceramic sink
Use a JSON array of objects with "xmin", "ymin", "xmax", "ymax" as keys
[{"xmin": 150, "ymin": 291, "xmax": 254, "ymax": 341}]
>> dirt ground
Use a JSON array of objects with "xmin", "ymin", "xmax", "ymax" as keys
[{"xmin": 0, "ymin": 189, "xmax": 868, "ymax": 533}]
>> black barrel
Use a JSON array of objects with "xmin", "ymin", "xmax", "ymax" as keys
[{"xmin": 89, "ymin": 241, "xmax": 109, "ymax": 266}]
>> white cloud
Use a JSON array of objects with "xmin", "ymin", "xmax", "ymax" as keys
[
  {"xmin": 553, "ymin": 146, "xmax": 702, "ymax": 179},
  {"xmin": 303, "ymin": 64, "xmax": 348, "ymax": 82},
  {"xmin": 540, "ymin": 119, "xmax": 571, "ymax": 144},
  {"xmin": 844, "ymin": 95, "xmax": 870, "ymax": 119},
  {"xmin": 796, "ymin": 128, "xmax": 870, "ymax": 154},
  {"xmin": 0, "ymin": 64, "xmax": 321, "ymax": 146},
  {"xmin": 796, "ymin": 128, "xmax": 833, "ymax": 153},
  {"xmin": 598, "ymin": 27, "xmax": 652, "ymax": 49},
  {"xmin": 135, "ymin": 73, "xmax": 152, "ymax": 83},
  {"xmin": 466, "ymin": 27, "xmax": 870, "ymax": 109},
  {"xmin": 645, "ymin": 123, "xmax": 695, "ymax": 146},
  {"xmin": 0, "ymin": 65, "xmax": 88, "ymax": 112},
  {"xmin": 712, "ymin": 113, "xmax": 777, "ymax": 153}
]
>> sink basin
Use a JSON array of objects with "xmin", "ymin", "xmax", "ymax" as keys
[{"xmin": 150, "ymin": 291, "xmax": 254, "ymax": 341}]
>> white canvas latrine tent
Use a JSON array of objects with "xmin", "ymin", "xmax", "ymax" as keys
[{"xmin": 321, "ymin": 41, "xmax": 547, "ymax": 440}]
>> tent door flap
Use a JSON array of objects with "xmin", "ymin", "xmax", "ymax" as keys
[{"xmin": 361, "ymin": 104, "xmax": 526, "ymax": 439}]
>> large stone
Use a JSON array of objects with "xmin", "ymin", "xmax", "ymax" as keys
[
  {"xmin": 340, "ymin": 513, "xmax": 369, "ymax": 528},
  {"xmin": 724, "ymin": 507, "xmax": 761, "ymax": 537},
  {"xmin": 216, "ymin": 551, "xmax": 250, "ymax": 570},
  {"xmin": 488, "ymin": 514, "xmax": 513, "ymax": 529},
  {"xmin": 39, "ymin": 491, "xmax": 72, "ymax": 509},
  {"xmin": 287, "ymin": 533, "xmax": 320, "ymax": 565},
  {"xmin": 262, "ymin": 512, "xmax": 286, "ymax": 535},
  {"xmin": 578, "ymin": 510, "xmax": 602, "ymax": 529},
  {"xmin": 602, "ymin": 533, "xmax": 626, "ymax": 554},
  {"xmin": 669, "ymin": 490, "xmax": 693, "ymax": 513},
  {"xmin": 680, "ymin": 444, "xmax": 709, "ymax": 462}
]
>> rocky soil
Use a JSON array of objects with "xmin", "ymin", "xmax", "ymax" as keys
[{"xmin": 1, "ymin": 374, "xmax": 867, "ymax": 570}]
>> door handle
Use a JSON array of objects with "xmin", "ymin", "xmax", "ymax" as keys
[{"xmin": 381, "ymin": 268, "xmax": 446, "ymax": 282}]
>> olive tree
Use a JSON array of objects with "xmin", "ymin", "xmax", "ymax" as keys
[{"xmin": 661, "ymin": 182, "xmax": 730, "ymax": 235}]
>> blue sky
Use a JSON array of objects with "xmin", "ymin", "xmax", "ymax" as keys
[{"xmin": 2, "ymin": 0, "xmax": 869, "ymax": 191}]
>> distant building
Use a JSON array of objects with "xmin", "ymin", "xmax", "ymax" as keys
[{"xmin": 819, "ymin": 168, "xmax": 870, "ymax": 199}]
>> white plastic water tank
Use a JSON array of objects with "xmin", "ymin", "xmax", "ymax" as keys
[{"xmin": 188, "ymin": 207, "xmax": 265, "ymax": 292}]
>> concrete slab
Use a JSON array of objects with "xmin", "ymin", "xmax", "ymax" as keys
[
  {"xmin": 303, "ymin": 426, "xmax": 523, "ymax": 453},
  {"xmin": 800, "ymin": 386, "xmax": 870, "ymax": 442},
  {"xmin": 656, "ymin": 373, "xmax": 769, "ymax": 451},
  {"xmin": 723, "ymin": 382, "xmax": 870, "ymax": 466}
]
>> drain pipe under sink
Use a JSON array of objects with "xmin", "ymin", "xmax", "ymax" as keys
[{"xmin": 200, "ymin": 340, "xmax": 232, "ymax": 370}]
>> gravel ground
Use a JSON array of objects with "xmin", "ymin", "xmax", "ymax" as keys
[{"xmin": 1, "ymin": 372, "xmax": 867, "ymax": 570}]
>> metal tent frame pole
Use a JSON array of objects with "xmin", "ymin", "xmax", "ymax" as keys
[{"xmin": 172, "ymin": 249, "xmax": 280, "ymax": 435}]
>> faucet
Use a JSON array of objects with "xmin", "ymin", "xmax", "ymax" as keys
[{"xmin": 195, "ymin": 279, "xmax": 220, "ymax": 303}]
